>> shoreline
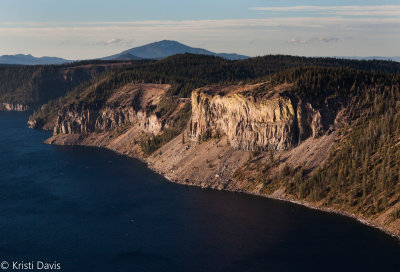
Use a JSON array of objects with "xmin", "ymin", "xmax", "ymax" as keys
[
  {"xmin": 44, "ymin": 138, "xmax": 400, "ymax": 242},
  {"xmin": 150, "ymin": 166, "xmax": 400, "ymax": 242}
]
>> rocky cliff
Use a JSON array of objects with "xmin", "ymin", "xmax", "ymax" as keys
[
  {"xmin": 34, "ymin": 76, "xmax": 400, "ymax": 239},
  {"xmin": 52, "ymin": 83, "xmax": 170, "ymax": 136},
  {"xmin": 41, "ymin": 83, "xmax": 191, "ymax": 159},
  {"xmin": 0, "ymin": 103, "xmax": 29, "ymax": 111},
  {"xmin": 189, "ymin": 83, "xmax": 329, "ymax": 151}
]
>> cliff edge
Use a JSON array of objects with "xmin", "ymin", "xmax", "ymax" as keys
[{"xmin": 31, "ymin": 67, "xmax": 400, "ymax": 239}]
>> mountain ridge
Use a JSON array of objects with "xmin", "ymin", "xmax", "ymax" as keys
[
  {"xmin": 103, "ymin": 40, "xmax": 249, "ymax": 60},
  {"xmin": 0, "ymin": 54, "xmax": 70, "ymax": 65},
  {"xmin": 2, "ymin": 41, "xmax": 400, "ymax": 64},
  {"xmin": 29, "ymin": 64, "xmax": 400, "ymax": 239},
  {"xmin": 336, "ymin": 56, "xmax": 400, "ymax": 62}
]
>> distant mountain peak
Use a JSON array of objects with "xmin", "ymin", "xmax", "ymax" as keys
[
  {"xmin": 103, "ymin": 40, "xmax": 249, "ymax": 61},
  {"xmin": 156, "ymin": 40, "xmax": 182, "ymax": 46}
]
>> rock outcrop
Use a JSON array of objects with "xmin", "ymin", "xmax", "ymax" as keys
[
  {"xmin": 0, "ymin": 103, "xmax": 29, "ymax": 111},
  {"xmin": 53, "ymin": 83, "xmax": 170, "ymax": 136},
  {"xmin": 189, "ymin": 83, "xmax": 329, "ymax": 151},
  {"xmin": 37, "ymin": 80, "xmax": 400, "ymax": 240}
]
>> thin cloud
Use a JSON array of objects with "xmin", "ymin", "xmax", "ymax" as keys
[
  {"xmin": 95, "ymin": 38, "xmax": 136, "ymax": 46},
  {"xmin": 1, "ymin": 17, "xmax": 400, "ymax": 32},
  {"xmin": 318, "ymin": 37, "xmax": 339, "ymax": 43},
  {"xmin": 250, "ymin": 5, "xmax": 400, "ymax": 17},
  {"xmin": 288, "ymin": 37, "xmax": 339, "ymax": 44},
  {"xmin": 96, "ymin": 38, "xmax": 123, "ymax": 45},
  {"xmin": 0, "ymin": 17, "xmax": 397, "ymax": 59},
  {"xmin": 288, "ymin": 38, "xmax": 308, "ymax": 44}
]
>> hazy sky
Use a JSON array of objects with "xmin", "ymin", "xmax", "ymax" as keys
[{"xmin": 0, "ymin": 0, "xmax": 399, "ymax": 59}]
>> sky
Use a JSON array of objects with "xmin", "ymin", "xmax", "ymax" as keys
[{"xmin": 0, "ymin": 0, "xmax": 399, "ymax": 59}]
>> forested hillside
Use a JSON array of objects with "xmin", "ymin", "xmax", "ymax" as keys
[
  {"xmin": 27, "ymin": 54, "xmax": 400, "ymax": 237},
  {"xmin": 233, "ymin": 68, "xmax": 400, "ymax": 227},
  {"xmin": 0, "ymin": 60, "xmax": 140, "ymax": 108},
  {"xmin": 3, "ymin": 54, "xmax": 400, "ymax": 110},
  {"xmin": 106, "ymin": 54, "xmax": 400, "ymax": 97}
]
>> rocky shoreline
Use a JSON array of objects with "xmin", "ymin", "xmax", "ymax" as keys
[
  {"xmin": 33, "ymin": 81, "xmax": 400, "ymax": 242},
  {"xmin": 44, "ymin": 136, "xmax": 400, "ymax": 241},
  {"xmin": 148, "ymin": 163, "xmax": 400, "ymax": 241}
]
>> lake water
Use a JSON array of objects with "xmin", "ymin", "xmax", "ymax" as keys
[{"xmin": 0, "ymin": 112, "xmax": 399, "ymax": 272}]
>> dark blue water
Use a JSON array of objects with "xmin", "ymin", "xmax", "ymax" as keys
[{"xmin": 0, "ymin": 112, "xmax": 399, "ymax": 272}]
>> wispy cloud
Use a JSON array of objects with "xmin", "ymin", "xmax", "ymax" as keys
[
  {"xmin": 96, "ymin": 38, "xmax": 123, "ymax": 45},
  {"xmin": 95, "ymin": 38, "xmax": 135, "ymax": 46},
  {"xmin": 0, "ymin": 17, "xmax": 398, "ymax": 59},
  {"xmin": 250, "ymin": 5, "xmax": 400, "ymax": 17},
  {"xmin": 1, "ymin": 17, "xmax": 400, "ymax": 32},
  {"xmin": 288, "ymin": 37, "xmax": 339, "ymax": 44},
  {"xmin": 288, "ymin": 38, "xmax": 308, "ymax": 44}
]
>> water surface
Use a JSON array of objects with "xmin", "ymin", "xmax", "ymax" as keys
[{"xmin": 0, "ymin": 112, "xmax": 399, "ymax": 272}]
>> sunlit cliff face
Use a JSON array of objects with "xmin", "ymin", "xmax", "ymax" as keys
[{"xmin": 189, "ymin": 84, "xmax": 326, "ymax": 151}]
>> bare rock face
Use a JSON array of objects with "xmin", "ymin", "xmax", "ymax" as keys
[
  {"xmin": 189, "ymin": 84, "xmax": 328, "ymax": 151},
  {"xmin": 53, "ymin": 83, "xmax": 170, "ymax": 135},
  {"xmin": 0, "ymin": 103, "xmax": 29, "ymax": 111},
  {"xmin": 54, "ymin": 108, "xmax": 97, "ymax": 134}
]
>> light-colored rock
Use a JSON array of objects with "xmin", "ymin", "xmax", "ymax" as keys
[
  {"xmin": 189, "ymin": 83, "xmax": 325, "ymax": 151},
  {"xmin": 0, "ymin": 102, "xmax": 29, "ymax": 111},
  {"xmin": 53, "ymin": 83, "xmax": 170, "ymax": 135}
]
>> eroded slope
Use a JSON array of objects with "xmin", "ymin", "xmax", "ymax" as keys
[{"xmin": 32, "ymin": 67, "xmax": 400, "ymax": 238}]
